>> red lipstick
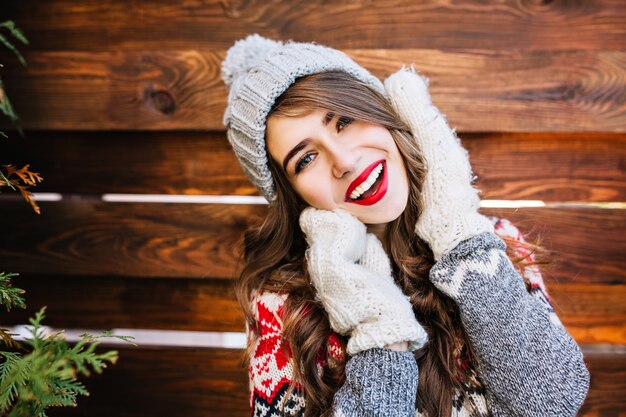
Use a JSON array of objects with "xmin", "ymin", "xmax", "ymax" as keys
[{"xmin": 345, "ymin": 160, "xmax": 388, "ymax": 206}]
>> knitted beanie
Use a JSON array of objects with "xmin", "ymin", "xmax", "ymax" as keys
[{"xmin": 221, "ymin": 34, "xmax": 386, "ymax": 201}]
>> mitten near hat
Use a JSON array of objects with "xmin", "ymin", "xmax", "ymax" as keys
[
  {"xmin": 384, "ymin": 68, "xmax": 494, "ymax": 262},
  {"xmin": 221, "ymin": 34, "xmax": 386, "ymax": 201}
]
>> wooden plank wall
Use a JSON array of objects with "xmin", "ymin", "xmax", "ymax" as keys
[{"xmin": 0, "ymin": 1, "xmax": 624, "ymax": 416}]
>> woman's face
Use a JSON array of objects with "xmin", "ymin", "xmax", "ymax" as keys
[{"xmin": 266, "ymin": 109, "xmax": 409, "ymax": 224}]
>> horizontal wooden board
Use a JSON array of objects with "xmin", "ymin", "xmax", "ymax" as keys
[
  {"xmin": 33, "ymin": 346, "xmax": 625, "ymax": 417},
  {"xmin": 1, "ymin": 275, "xmax": 624, "ymax": 345},
  {"xmin": 45, "ymin": 347, "xmax": 250, "ymax": 417},
  {"xmin": 0, "ymin": 203, "xmax": 623, "ymax": 284},
  {"xmin": 1, "ymin": 131, "xmax": 624, "ymax": 202},
  {"xmin": 1, "ymin": 49, "xmax": 624, "ymax": 131},
  {"xmin": 482, "ymin": 207, "xmax": 625, "ymax": 286},
  {"xmin": 0, "ymin": 131, "xmax": 259, "ymax": 196},
  {"xmin": 548, "ymin": 283, "xmax": 626, "ymax": 345},
  {"xmin": 465, "ymin": 132, "xmax": 626, "ymax": 203},
  {"xmin": 579, "ymin": 350, "xmax": 626, "ymax": 416},
  {"xmin": 0, "ymin": 201, "xmax": 266, "ymax": 279},
  {"xmin": 2, "ymin": 0, "xmax": 625, "ymax": 52},
  {"xmin": 1, "ymin": 274, "xmax": 244, "ymax": 333}
]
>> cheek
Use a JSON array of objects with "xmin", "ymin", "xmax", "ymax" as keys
[
  {"xmin": 292, "ymin": 177, "xmax": 336, "ymax": 210},
  {"xmin": 300, "ymin": 189, "xmax": 334, "ymax": 210},
  {"xmin": 397, "ymin": 164, "xmax": 410, "ymax": 195}
]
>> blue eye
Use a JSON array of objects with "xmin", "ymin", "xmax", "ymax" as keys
[
  {"xmin": 295, "ymin": 152, "xmax": 316, "ymax": 174},
  {"xmin": 336, "ymin": 116, "xmax": 353, "ymax": 132}
]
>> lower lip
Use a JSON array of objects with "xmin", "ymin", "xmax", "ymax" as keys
[{"xmin": 350, "ymin": 161, "xmax": 388, "ymax": 206}]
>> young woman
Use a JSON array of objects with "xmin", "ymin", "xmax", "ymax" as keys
[{"xmin": 221, "ymin": 34, "xmax": 590, "ymax": 417}]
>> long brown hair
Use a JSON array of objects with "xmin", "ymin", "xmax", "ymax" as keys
[{"xmin": 236, "ymin": 71, "xmax": 548, "ymax": 417}]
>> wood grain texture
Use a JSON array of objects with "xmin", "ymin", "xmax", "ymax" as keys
[
  {"xmin": 0, "ymin": 201, "xmax": 267, "ymax": 279},
  {"xmin": 548, "ymin": 284, "xmax": 626, "ymax": 345},
  {"xmin": 44, "ymin": 347, "xmax": 250, "ymax": 417},
  {"xmin": 466, "ymin": 133, "xmax": 626, "ymax": 203},
  {"xmin": 33, "ymin": 346, "xmax": 624, "ymax": 417},
  {"xmin": 0, "ymin": 131, "xmax": 259, "ymax": 196},
  {"xmin": 579, "ymin": 350, "xmax": 626, "ymax": 416},
  {"xmin": 0, "ymin": 274, "xmax": 244, "ymax": 333},
  {"xmin": 1, "ymin": 49, "xmax": 624, "ymax": 131},
  {"xmin": 482, "ymin": 208, "xmax": 625, "ymax": 285},
  {"xmin": 1, "ymin": 274, "xmax": 624, "ymax": 345},
  {"xmin": 1, "ymin": 131, "xmax": 624, "ymax": 202},
  {"xmin": 2, "ymin": 0, "xmax": 625, "ymax": 51},
  {"xmin": 0, "ymin": 203, "xmax": 622, "ymax": 283}
]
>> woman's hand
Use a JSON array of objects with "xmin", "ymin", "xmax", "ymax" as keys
[
  {"xmin": 384, "ymin": 341, "xmax": 409, "ymax": 351},
  {"xmin": 383, "ymin": 67, "xmax": 494, "ymax": 261},
  {"xmin": 299, "ymin": 207, "xmax": 428, "ymax": 356}
]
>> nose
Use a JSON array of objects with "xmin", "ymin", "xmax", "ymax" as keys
[{"xmin": 328, "ymin": 143, "xmax": 360, "ymax": 179}]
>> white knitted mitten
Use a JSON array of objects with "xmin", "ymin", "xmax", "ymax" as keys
[
  {"xmin": 383, "ymin": 67, "xmax": 494, "ymax": 261},
  {"xmin": 299, "ymin": 207, "xmax": 428, "ymax": 356}
]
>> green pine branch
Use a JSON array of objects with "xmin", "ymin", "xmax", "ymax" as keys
[
  {"xmin": 0, "ymin": 169, "xmax": 16, "ymax": 189},
  {"xmin": 0, "ymin": 21, "xmax": 28, "ymax": 66},
  {"xmin": 1, "ymin": 272, "xmax": 26, "ymax": 312},
  {"xmin": 0, "ymin": 307, "xmax": 135, "ymax": 417},
  {"xmin": 0, "ymin": 20, "xmax": 28, "ymax": 136},
  {"xmin": 0, "ymin": 271, "xmax": 26, "ymax": 350},
  {"xmin": 0, "ymin": 21, "xmax": 40, "ymax": 211},
  {"xmin": 0, "ymin": 278, "xmax": 136, "ymax": 416},
  {"xmin": 0, "ymin": 272, "xmax": 25, "ymax": 350}
]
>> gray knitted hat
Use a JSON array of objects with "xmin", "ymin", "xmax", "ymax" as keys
[{"xmin": 221, "ymin": 34, "xmax": 386, "ymax": 202}]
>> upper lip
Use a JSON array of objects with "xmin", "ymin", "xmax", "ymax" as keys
[{"xmin": 345, "ymin": 159, "xmax": 385, "ymax": 201}]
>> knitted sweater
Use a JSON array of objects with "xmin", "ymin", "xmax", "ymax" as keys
[{"xmin": 247, "ymin": 217, "xmax": 590, "ymax": 416}]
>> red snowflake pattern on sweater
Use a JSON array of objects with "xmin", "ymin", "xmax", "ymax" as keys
[
  {"xmin": 246, "ymin": 217, "xmax": 555, "ymax": 416},
  {"xmin": 249, "ymin": 292, "xmax": 293, "ymax": 404}
]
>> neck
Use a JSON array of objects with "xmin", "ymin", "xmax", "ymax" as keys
[{"xmin": 366, "ymin": 223, "xmax": 386, "ymax": 242}]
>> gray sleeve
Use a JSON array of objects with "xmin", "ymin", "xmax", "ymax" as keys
[
  {"xmin": 429, "ymin": 232, "xmax": 590, "ymax": 417},
  {"xmin": 332, "ymin": 348, "xmax": 418, "ymax": 417}
]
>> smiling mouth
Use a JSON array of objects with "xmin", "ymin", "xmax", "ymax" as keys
[{"xmin": 345, "ymin": 160, "xmax": 388, "ymax": 205}]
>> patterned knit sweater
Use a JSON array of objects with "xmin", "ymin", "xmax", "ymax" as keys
[{"xmin": 247, "ymin": 217, "xmax": 590, "ymax": 416}]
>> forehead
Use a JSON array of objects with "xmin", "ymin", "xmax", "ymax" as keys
[{"xmin": 266, "ymin": 109, "xmax": 328, "ymax": 155}]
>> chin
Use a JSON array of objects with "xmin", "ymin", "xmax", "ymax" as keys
[
  {"xmin": 359, "ymin": 212, "xmax": 402, "ymax": 225},
  {"xmin": 356, "ymin": 199, "xmax": 407, "ymax": 225}
]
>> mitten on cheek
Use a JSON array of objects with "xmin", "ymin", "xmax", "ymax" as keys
[{"xmin": 300, "ymin": 208, "xmax": 428, "ymax": 355}]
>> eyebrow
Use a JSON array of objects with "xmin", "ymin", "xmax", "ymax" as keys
[
  {"xmin": 323, "ymin": 112, "xmax": 334, "ymax": 126},
  {"xmin": 281, "ymin": 112, "xmax": 335, "ymax": 172},
  {"xmin": 282, "ymin": 138, "xmax": 311, "ymax": 172}
]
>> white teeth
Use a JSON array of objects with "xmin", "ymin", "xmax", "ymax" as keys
[{"xmin": 350, "ymin": 163, "xmax": 383, "ymax": 200}]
